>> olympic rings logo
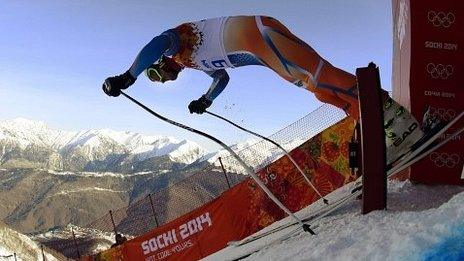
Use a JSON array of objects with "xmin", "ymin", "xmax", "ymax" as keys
[
  {"xmin": 426, "ymin": 63, "xmax": 454, "ymax": 79},
  {"xmin": 429, "ymin": 152, "xmax": 460, "ymax": 168},
  {"xmin": 428, "ymin": 107, "xmax": 456, "ymax": 122},
  {"xmin": 427, "ymin": 11, "xmax": 455, "ymax": 28}
]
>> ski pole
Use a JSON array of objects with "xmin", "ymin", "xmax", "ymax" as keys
[
  {"xmin": 205, "ymin": 110, "xmax": 329, "ymax": 204},
  {"xmin": 119, "ymin": 91, "xmax": 314, "ymax": 234}
]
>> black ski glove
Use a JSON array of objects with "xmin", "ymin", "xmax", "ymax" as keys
[
  {"xmin": 102, "ymin": 71, "xmax": 136, "ymax": 97},
  {"xmin": 188, "ymin": 95, "xmax": 212, "ymax": 114}
]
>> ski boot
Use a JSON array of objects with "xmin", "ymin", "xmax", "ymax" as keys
[
  {"xmin": 409, "ymin": 105, "xmax": 447, "ymax": 152},
  {"xmin": 383, "ymin": 97, "xmax": 424, "ymax": 165}
]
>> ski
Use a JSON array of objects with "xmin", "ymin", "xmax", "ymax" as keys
[
  {"xmin": 226, "ymin": 179, "xmax": 360, "ymax": 248},
  {"xmin": 387, "ymin": 111, "xmax": 463, "ymax": 176},
  {"xmin": 227, "ymin": 111, "xmax": 463, "ymax": 248},
  {"xmin": 227, "ymin": 180, "xmax": 360, "ymax": 247}
]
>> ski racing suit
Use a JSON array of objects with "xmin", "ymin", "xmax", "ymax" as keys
[
  {"xmin": 126, "ymin": 15, "xmax": 423, "ymax": 163},
  {"xmin": 128, "ymin": 15, "xmax": 360, "ymax": 119}
]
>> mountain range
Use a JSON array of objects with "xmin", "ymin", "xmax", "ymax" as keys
[
  {"xmin": 0, "ymin": 118, "xmax": 208, "ymax": 173},
  {"xmin": 0, "ymin": 118, "xmax": 252, "ymax": 235}
]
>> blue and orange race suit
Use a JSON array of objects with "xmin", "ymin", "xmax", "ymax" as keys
[{"xmin": 128, "ymin": 16, "xmax": 359, "ymax": 119}]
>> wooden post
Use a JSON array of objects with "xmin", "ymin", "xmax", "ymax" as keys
[
  {"xmin": 41, "ymin": 245, "xmax": 46, "ymax": 261},
  {"xmin": 109, "ymin": 210, "xmax": 118, "ymax": 235},
  {"xmin": 218, "ymin": 157, "xmax": 231, "ymax": 189},
  {"xmin": 148, "ymin": 194, "xmax": 160, "ymax": 227},
  {"xmin": 356, "ymin": 62, "xmax": 387, "ymax": 214}
]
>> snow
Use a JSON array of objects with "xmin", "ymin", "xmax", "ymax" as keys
[
  {"xmin": 47, "ymin": 169, "xmax": 158, "ymax": 178},
  {"xmin": 0, "ymin": 222, "xmax": 62, "ymax": 260},
  {"xmin": 0, "ymin": 118, "xmax": 72, "ymax": 149},
  {"xmin": 46, "ymin": 187, "xmax": 129, "ymax": 198},
  {"xmin": 201, "ymin": 138, "xmax": 260, "ymax": 162},
  {"xmin": 201, "ymin": 136, "xmax": 314, "ymax": 175},
  {"xmin": 205, "ymin": 180, "xmax": 464, "ymax": 261},
  {"xmin": 0, "ymin": 117, "xmax": 305, "ymax": 172},
  {"xmin": 168, "ymin": 140, "xmax": 207, "ymax": 164},
  {"xmin": 0, "ymin": 245, "xmax": 13, "ymax": 258},
  {"xmin": 201, "ymin": 138, "xmax": 286, "ymax": 174}
]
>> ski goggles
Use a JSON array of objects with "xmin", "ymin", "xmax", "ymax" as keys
[
  {"xmin": 146, "ymin": 56, "xmax": 182, "ymax": 83},
  {"xmin": 146, "ymin": 65, "xmax": 164, "ymax": 82}
]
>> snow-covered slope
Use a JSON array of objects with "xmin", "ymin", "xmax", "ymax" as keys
[
  {"xmin": 0, "ymin": 118, "xmax": 207, "ymax": 170},
  {"xmin": 0, "ymin": 118, "xmax": 73, "ymax": 149},
  {"xmin": 207, "ymin": 180, "xmax": 464, "ymax": 261},
  {"xmin": 201, "ymin": 138, "xmax": 260, "ymax": 161},
  {"xmin": 0, "ymin": 222, "xmax": 65, "ymax": 260}
]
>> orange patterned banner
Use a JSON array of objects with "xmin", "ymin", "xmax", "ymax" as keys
[{"xmin": 84, "ymin": 118, "xmax": 355, "ymax": 261}]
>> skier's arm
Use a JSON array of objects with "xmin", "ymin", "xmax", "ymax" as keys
[
  {"xmin": 203, "ymin": 69, "xmax": 230, "ymax": 101},
  {"xmin": 102, "ymin": 30, "xmax": 180, "ymax": 97},
  {"xmin": 128, "ymin": 30, "xmax": 180, "ymax": 78},
  {"xmin": 188, "ymin": 70, "xmax": 229, "ymax": 114}
]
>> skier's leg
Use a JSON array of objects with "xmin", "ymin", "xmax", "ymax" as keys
[
  {"xmin": 308, "ymin": 63, "xmax": 359, "ymax": 118},
  {"xmin": 224, "ymin": 16, "xmax": 360, "ymax": 119},
  {"xmin": 223, "ymin": 16, "xmax": 424, "ymax": 163}
]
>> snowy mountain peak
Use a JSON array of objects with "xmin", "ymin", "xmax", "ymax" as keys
[
  {"xmin": 0, "ymin": 118, "xmax": 207, "ymax": 170},
  {"xmin": 12, "ymin": 117, "xmax": 46, "ymax": 126}
]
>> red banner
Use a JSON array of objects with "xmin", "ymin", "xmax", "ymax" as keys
[
  {"xmin": 84, "ymin": 118, "xmax": 355, "ymax": 261},
  {"xmin": 393, "ymin": 0, "xmax": 464, "ymax": 184}
]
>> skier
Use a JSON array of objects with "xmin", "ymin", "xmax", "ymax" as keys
[{"xmin": 102, "ymin": 15, "xmax": 426, "ymax": 163}]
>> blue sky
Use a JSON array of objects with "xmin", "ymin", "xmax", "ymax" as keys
[{"xmin": 0, "ymin": 0, "xmax": 392, "ymax": 151}]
